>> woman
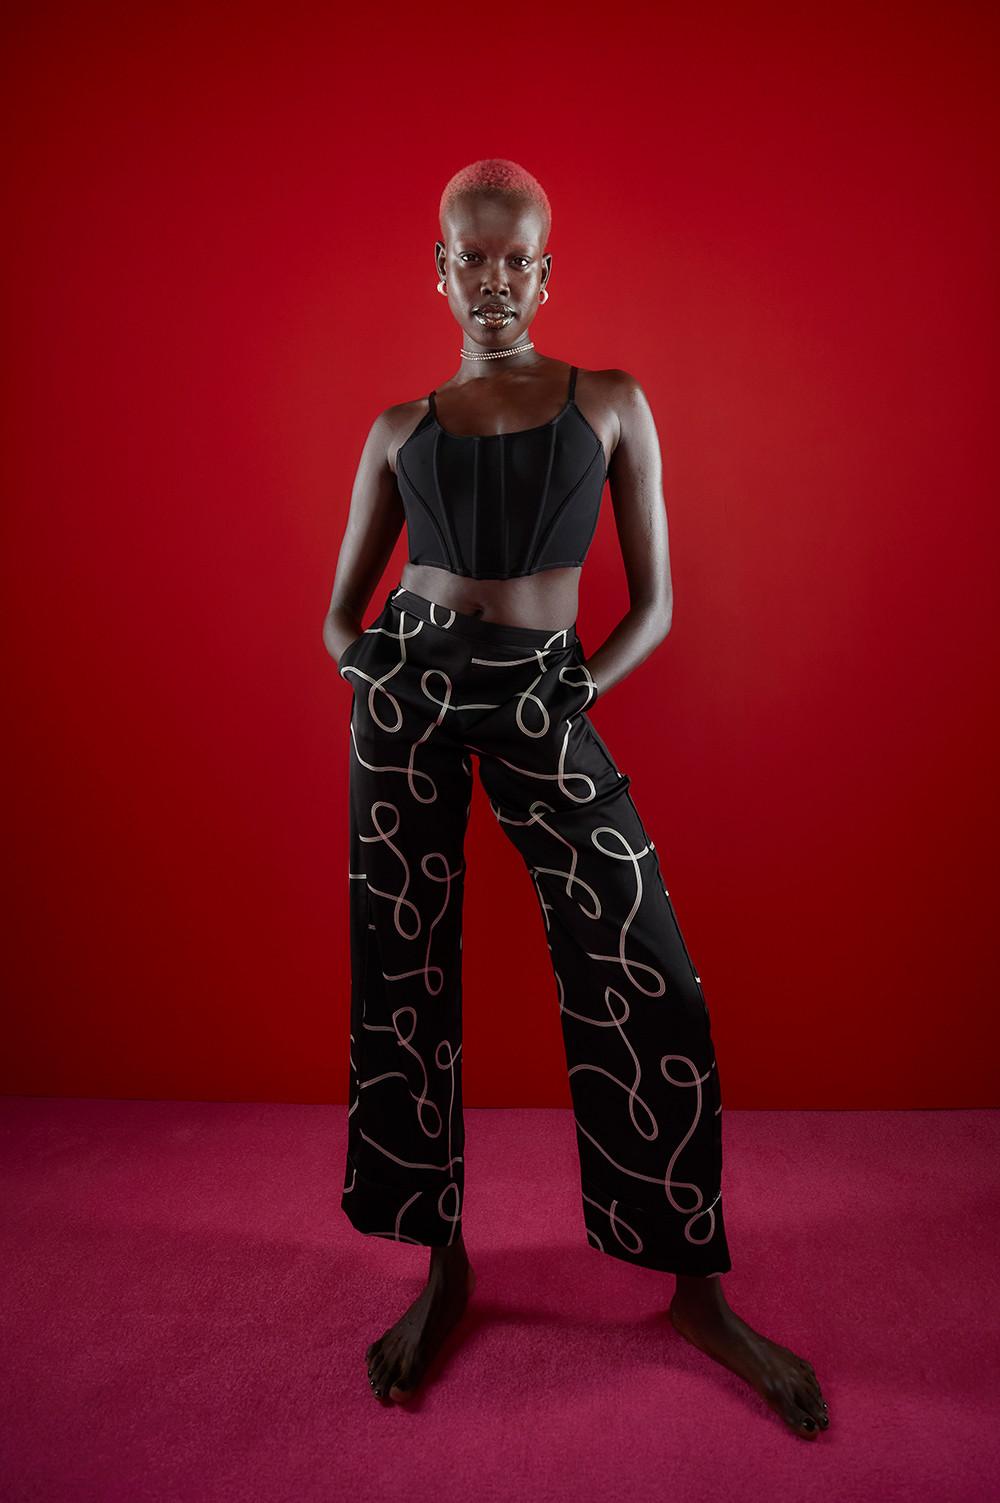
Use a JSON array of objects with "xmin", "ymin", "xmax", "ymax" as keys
[{"xmin": 323, "ymin": 158, "xmax": 828, "ymax": 1438}]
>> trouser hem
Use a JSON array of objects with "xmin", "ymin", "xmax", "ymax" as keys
[
  {"xmin": 341, "ymin": 1154, "xmax": 464, "ymax": 1248},
  {"xmin": 580, "ymin": 1176, "xmax": 733, "ymax": 1276},
  {"xmin": 585, "ymin": 1235, "xmax": 733, "ymax": 1277}
]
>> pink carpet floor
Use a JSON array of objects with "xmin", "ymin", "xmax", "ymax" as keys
[{"xmin": 1, "ymin": 1098, "xmax": 998, "ymax": 1501}]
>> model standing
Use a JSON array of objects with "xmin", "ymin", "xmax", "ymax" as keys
[{"xmin": 323, "ymin": 158, "xmax": 828, "ymax": 1438}]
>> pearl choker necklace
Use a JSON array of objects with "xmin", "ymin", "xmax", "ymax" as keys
[{"xmin": 459, "ymin": 341, "xmax": 535, "ymax": 362}]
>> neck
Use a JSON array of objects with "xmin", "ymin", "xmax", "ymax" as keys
[{"xmin": 454, "ymin": 344, "xmax": 541, "ymax": 382}]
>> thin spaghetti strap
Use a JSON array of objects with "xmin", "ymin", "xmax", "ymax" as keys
[
  {"xmin": 567, "ymin": 365, "xmax": 578, "ymax": 401},
  {"xmin": 428, "ymin": 390, "xmax": 437, "ymax": 418}
]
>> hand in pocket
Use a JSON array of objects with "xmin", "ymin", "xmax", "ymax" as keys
[
  {"xmin": 560, "ymin": 639, "xmax": 600, "ymax": 715},
  {"xmin": 337, "ymin": 632, "xmax": 367, "ymax": 681}
]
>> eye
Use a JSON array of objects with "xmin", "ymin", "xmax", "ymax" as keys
[{"xmin": 457, "ymin": 252, "xmax": 532, "ymax": 267}]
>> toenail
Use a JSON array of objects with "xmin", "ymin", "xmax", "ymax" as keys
[{"xmin": 803, "ymin": 1418, "xmax": 815, "ymax": 1430}]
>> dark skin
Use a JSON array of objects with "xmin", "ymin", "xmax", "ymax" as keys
[{"xmin": 323, "ymin": 191, "xmax": 829, "ymax": 1439}]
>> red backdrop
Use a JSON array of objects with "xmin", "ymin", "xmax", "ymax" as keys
[{"xmin": 3, "ymin": 1, "xmax": 996, "ymax": 1107}]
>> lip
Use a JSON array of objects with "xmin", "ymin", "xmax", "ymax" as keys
[{"xmin": 474, "ymin": 305, "xmax": 515, "ymax": 318}]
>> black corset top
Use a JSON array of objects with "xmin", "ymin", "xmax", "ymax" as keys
[{"xmin": 394, "ymin": 364, "xmax": 607, "ymax": 581}]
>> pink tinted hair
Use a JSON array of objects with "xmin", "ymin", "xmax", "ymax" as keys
[{"xmin": 439, "ymin": 158, "xmax": 551, "ymax": 242}]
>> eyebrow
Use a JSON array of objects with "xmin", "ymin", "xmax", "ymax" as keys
[{"xmin": 454, "ymin": 243, "xmax": 536, "ymax": 254}]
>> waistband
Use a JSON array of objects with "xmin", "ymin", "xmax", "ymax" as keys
[{"xmin": 385, "ymin": 584, "xmax": 579, "ymax": 652}]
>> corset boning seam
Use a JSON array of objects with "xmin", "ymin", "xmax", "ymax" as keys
[
  {"xmin": 430, "ymin": 426, "xmax": 467, "ymax": 573},
  {"xmin": 522, "ymin": 421, "xmax": 559, "ymax": 573},
  {"xmin": 525, "ymin": 441, "xmax": 605, "ymax": 572},
  {"xmin": 396, "ymin": 449, "xmax": 456, "ymax": 571}
]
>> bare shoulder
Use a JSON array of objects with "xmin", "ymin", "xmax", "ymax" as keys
[
  {"xmin": 370, "ymin": 396, "xmax": 433, "ymax": 475},
  {"xmin": 359, "ymin": 399, "xmax": 433, "ymax": 474},
  {"xmin": 576, "ymin": 367, "xmax": 654, "ymax": 465},
  {"xmin": 585, "ymin": 366, "xmax": 650, "ymax": 409}
]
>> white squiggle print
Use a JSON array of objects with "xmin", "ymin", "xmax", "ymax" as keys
[
  {"xmin": 351, "ymin": 609, "xmax": 453, "ymax": 732},
  {"xmin": 523, "ymin": 814, "xmax": 666, "ymax": 996},
  {"xmin": 421, "ymin": 851, "xmax": 464, "ymax": 993},
  {"xmin": 357, "ymin": 1190, "xmax": 428, "ymax": 1245},
  {"xmin": 566, "ymin": 985, "xmax": 659, "ymax": 1140},
  {"xmin": 659, "ymin": 1053, "xmax": 718, "ymax": 1238},
  {"xmin": 392, "ymin": 1004, "xmax": 443, "ymax": 1136},
  {"xmin": 472, "ymin": 744, "xmax": 598, "ymax": 804},
  {"xmin": 574, "ymin": 1101, "xmax": 720, "ymax": 1249},
  {"xmin": 558, "ymin": 659, "xmax": 599, "ymax": 716},
  {"xmin": 514, "ymin": 677, "xmax": 555, "ymax": 739},
  {"xmin": 361, "ymin": 801, "xmax": 423, "ymax": 939},
  {"xmin": 584, "ymin": 825, "xmax": 666, "ymax": 997},
  {"xmin": 436, "ymin": 1037, "xmax": 461, "ymax": 1195},
  {"xmin": 358, "ymin": 1127, "xmax": 463, "ymax": 1177},
  {"xmin": 582, "ymin": 1189, "xmax": 644, "ymax": 1253},
  {"xmin": 350, "ymin": 722, "xmax": 440, "ymax": 804},
  {"xmin": 469, "ymin": 629, "xmax": 574, "ymax": 666},
  {"xmin": 495, "ymin": 801, "xmax": 603, "ymax": 915},
  {"xmin": 372, "ymin": 850, "xmax": 466, "ymax": 996},
  {"xmin": 437, "ymin": 1181, "xmax": 462, "ymax": 1237}
]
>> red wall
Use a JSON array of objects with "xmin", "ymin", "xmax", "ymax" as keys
[{"xmin": 4, "ymin": 1, "xmax": 996, "ymax": 1106}]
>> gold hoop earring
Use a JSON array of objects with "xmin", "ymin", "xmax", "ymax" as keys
[
  {"xmin": 539, "ymin": 287, "xmax": 549, "ymax": 304},
  {"xmin": 437, "ymin": 278, "xmax": 448, "ymax": 296}
]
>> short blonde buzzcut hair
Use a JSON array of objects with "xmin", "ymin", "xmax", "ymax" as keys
[{"xmin": 439, "ymin": 158, "xmax": 551, "ymax": 244}]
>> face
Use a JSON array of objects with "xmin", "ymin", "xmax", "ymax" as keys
[{"xmin": 436, "ymin": 193, "xmax": 551, "ymax": 346}]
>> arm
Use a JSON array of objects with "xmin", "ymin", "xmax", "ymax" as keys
[
  {"xmin": 321, "ymin": 409, "xmax": 406, "ymax": 669},
  {"xmin": 584, "ymin": 371, "xmax": 674, "ymax": 701}
]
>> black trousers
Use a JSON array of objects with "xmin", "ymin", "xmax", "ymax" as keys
[{"xmin": 340, "ymin": 583, "xmax": 732, "ymax": 1276}]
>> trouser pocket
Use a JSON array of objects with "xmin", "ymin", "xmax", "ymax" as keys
[
  {"xmin": 555, "ymin": 635, "xmax": 599, "ymax": 715},
  {"xmin": 338, "ymin": 630, "xmax": 372, "ymax": 681}
]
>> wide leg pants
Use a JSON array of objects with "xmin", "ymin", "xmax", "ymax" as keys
[{"xmin": 339, "ymin": 583, "xmax": 732, "ymax": 1276}]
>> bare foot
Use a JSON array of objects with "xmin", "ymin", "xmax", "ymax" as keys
[
  {"xmin": 668, "ymin": 1277, "xmax": 829, "ymax": 1439},
  {"xmin": 366, "ymin": 1243, "xmax": 476, "ymax": 1403}
]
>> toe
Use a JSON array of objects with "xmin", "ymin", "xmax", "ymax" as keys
[
  {"xmin": 769, "ymin": 1383, "xmax": 819, "ymax": 1438},
  {"xmin": 790, "ymin": 1356, "xmax": 824, "ymax": 1406},
  {"xmin": 796, "ymin": 1384, "xmax": 828, "ymax": 1428},
  {"xmin": 804, "ymin": 1373, "xmax": 829, "ymax": 1417},
  {"xmin": 376, "ymin": 1347, "xmax": 404, "ymax": 1398},
  {"xmin": 390, "ymin": 1357, "xmax": 424, "ymax": 1402},
  {"xmin": 369, "ymin": 1354, "xmax": 390, "ymax": 1399},
  {"xmin": 787, "ymin": 1402, "xmax": 819, "ymax": 1438}
]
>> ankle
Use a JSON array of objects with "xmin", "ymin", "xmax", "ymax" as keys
[
  {"xmin": 672, "ymin": 1272, "xmax": 728, "ymax": 1309},
  {"xmin": 428, "ymin": 1238, "xmax": 469, "ymax": 1280}
]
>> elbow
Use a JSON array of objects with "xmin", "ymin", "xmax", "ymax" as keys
[{"xmin": 634, "ymin": 599, "xmax": 671, "ymax": 644}]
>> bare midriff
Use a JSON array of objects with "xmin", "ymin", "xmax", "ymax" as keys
[{"xmin": 399, "ymin": 561, "xmax": 583, "ymax": 632}]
